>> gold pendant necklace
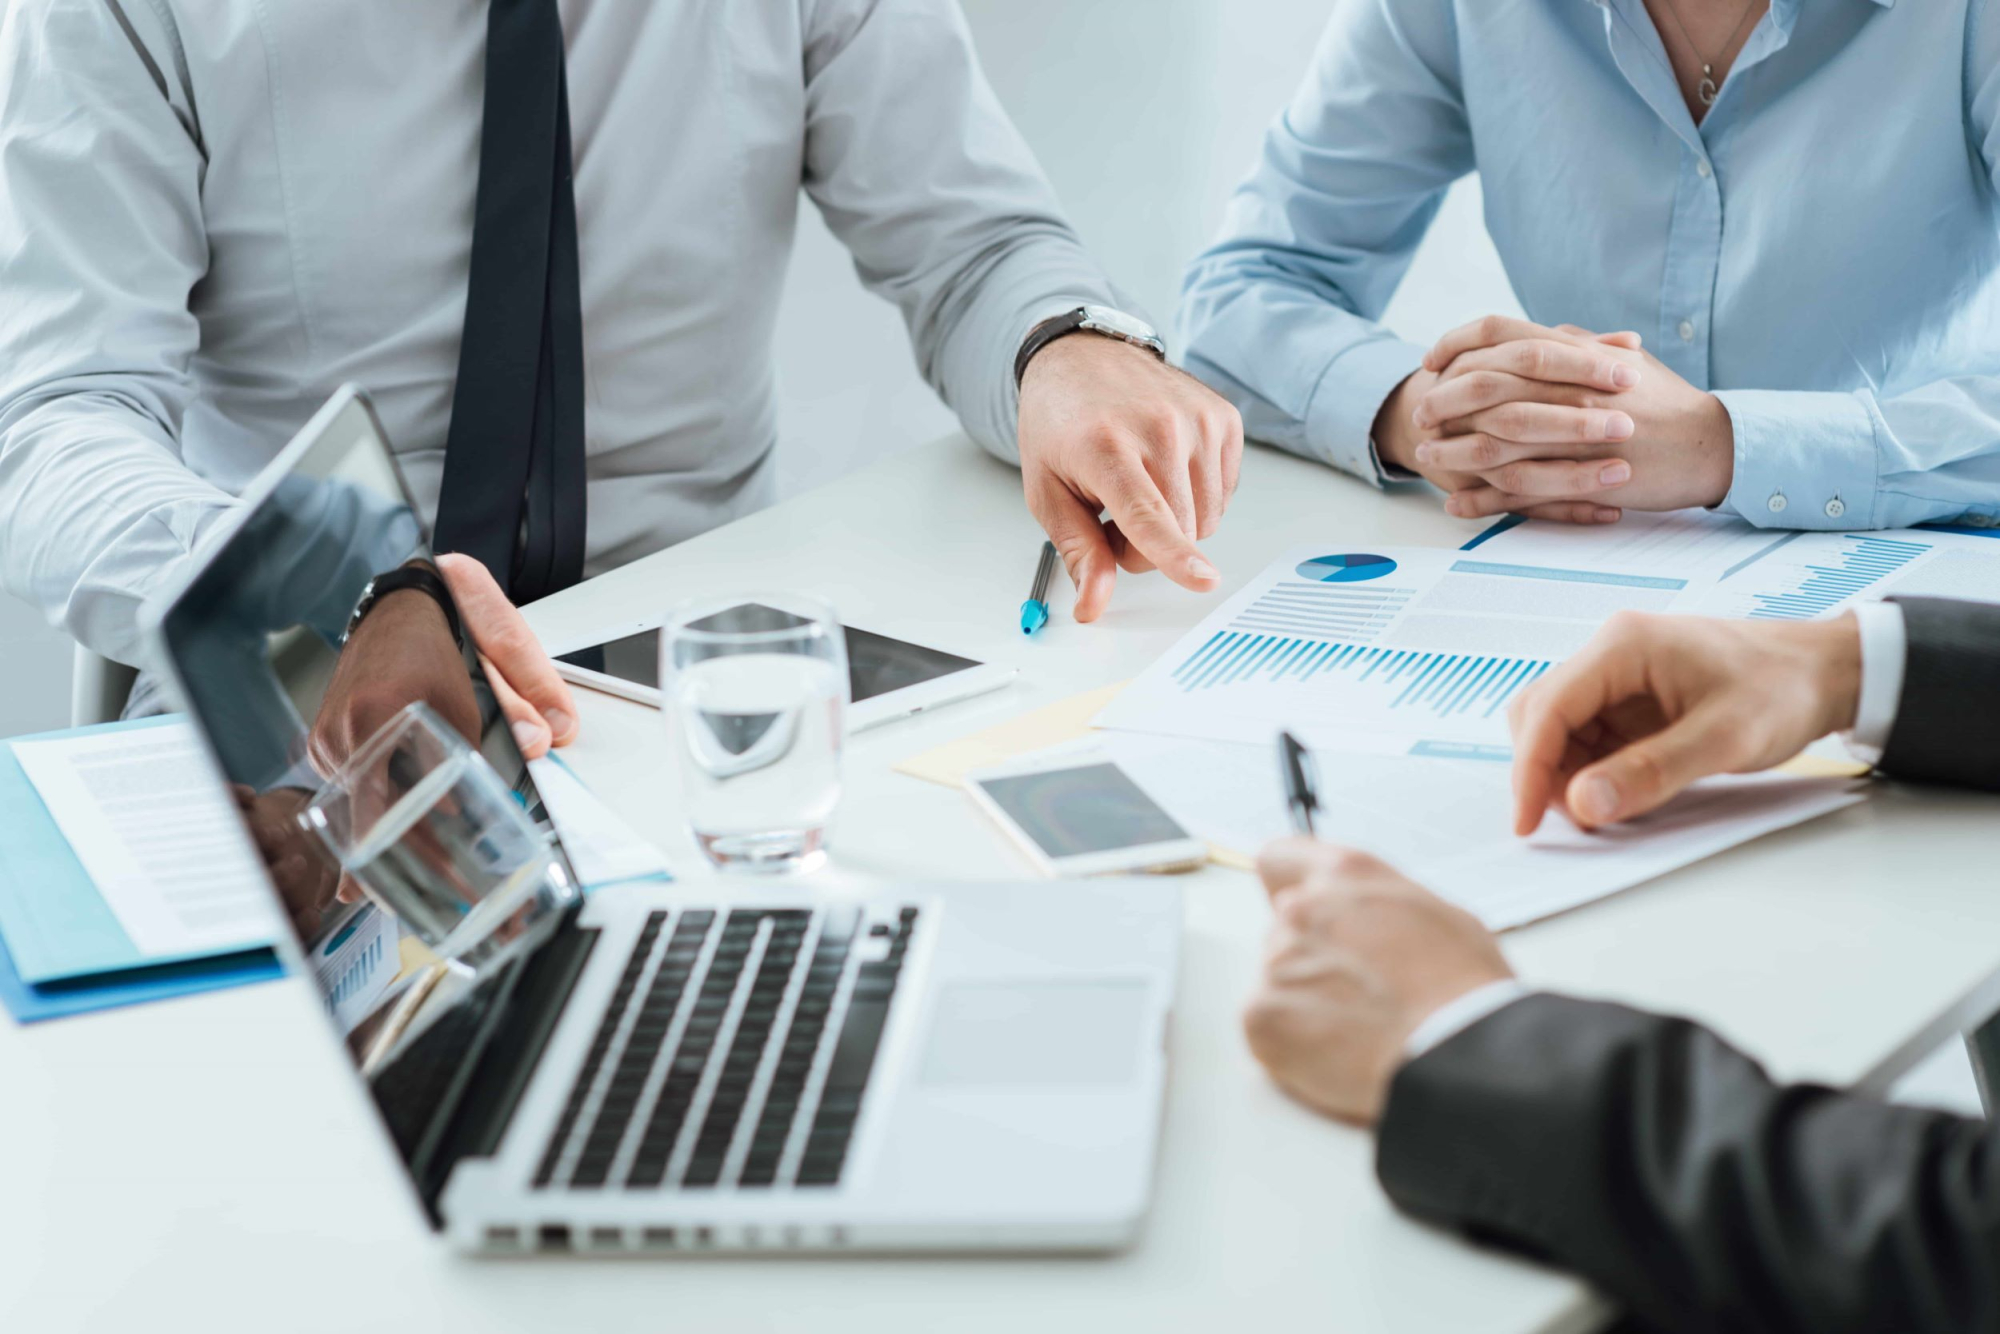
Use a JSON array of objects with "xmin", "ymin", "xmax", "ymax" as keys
[{"xmin": 1659, "ymin": 0, "xmax": 1761, "ymax": 110}]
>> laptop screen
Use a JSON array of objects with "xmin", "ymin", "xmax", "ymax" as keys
[{"xmin": 154, "ymin": 389, "xmax": 583, "ymax": 1220}]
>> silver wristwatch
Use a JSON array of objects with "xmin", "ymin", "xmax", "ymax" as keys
[{"xmin": 1014, "ymin": 305, "xmax": 1167, "ymax": 385}]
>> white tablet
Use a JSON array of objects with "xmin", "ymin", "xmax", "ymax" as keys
[{"xmin": 552, "ymin": 606, "xmax": 1016, "ymax": 733}]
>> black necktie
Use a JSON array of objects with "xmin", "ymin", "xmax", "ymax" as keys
[{"xmin": 433, "ymin": 0, "xmax": 587, "ymax": 605}]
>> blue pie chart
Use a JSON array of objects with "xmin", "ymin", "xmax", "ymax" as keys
[{"xmin": 1296, "ymin": 553, "xmax": 1397, "ymax": 583}]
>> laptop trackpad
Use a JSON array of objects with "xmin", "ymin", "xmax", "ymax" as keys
[{"xmin": 918, "ymin": 980, "xmax": 1149, "ymax": 1088}]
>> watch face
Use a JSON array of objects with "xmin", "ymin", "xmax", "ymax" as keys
[{"xmin": 1079, "ymin": 305, "xmax": 1161, "ymax": 346}]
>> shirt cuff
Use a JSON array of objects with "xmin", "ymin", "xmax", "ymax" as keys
[
  {"xmin": 1715, "ymin": 389, "xmax": 1881, "ymax": 529},
  {"xmin": 1303, "ymin": 336, "xmax": 1429, "ymax": 487},
  {"xmin": 1402, "ymin": 978, "xmax": 1533, "ymax": 1064},
  {"xmin": 1843, "ymin": 600, "xmax": 1907, "ymax": 764}
]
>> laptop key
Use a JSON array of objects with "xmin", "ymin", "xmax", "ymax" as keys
[
  {"xmin": 532, "ymin": 912, "xmax": 671, "ymax": 1187},
  {"xmin": 792, "ymin": 908, "xmax": 918, "ymax": 1188}
]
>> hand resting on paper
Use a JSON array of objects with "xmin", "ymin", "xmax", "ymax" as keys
[{"xmin": 1506, "ymin": 611, "xmax": 1863, "ymax": 834}]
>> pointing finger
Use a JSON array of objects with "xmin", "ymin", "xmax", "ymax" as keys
[
  {"xmin": 1095, "ymin": 463, "xmax": 1221, "ymax": 594},
  {"xmin": 1030, "ymin": 477, "xmax": 1119, "ymax": 623}
]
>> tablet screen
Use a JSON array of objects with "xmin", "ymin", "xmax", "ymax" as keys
[
  {"xmin": 972, "ymin": 763, "xmax": 1190, "ymax": 858},
  {"xmin": 563, "ymin": 606, "xmax": 981, "ymax": 704}
]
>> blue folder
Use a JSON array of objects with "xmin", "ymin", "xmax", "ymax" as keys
[
  {"xmin": 0, "ymin": 715, "xmax": 280, "ymax": 1024},
  {"xmin": 0, "ymin": 929, "xmax": 280, "ymax": 1025}
]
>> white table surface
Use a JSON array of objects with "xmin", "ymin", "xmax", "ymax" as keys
[{"xmin": 7, "ymin": 435, "xmax": 1998, "ymax": 1334}]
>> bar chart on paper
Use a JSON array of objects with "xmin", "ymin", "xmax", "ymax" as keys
[
  {"xmin": 1098, "ymin": 545, "xmax": 1706, "ymax": 758},
  {"xmin": 1485, "ymin": 513, "xmax": 2000, "ymax": 622},
  {"xmin": 1697, "ymin": 530, "xmax": 2000, "ymax": 621},
  {"xmin": 1703, "ymin": 535, "xmax": 1931, "ymax": 620},
  {"xmin": 1171, "ymin": 630, "xmax": 1551, "ymax": 724}
]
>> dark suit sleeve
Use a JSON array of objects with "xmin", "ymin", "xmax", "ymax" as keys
[
  {"xmin": 1879, "ymin": 597, "xmax": 2000, "ymax": 791},
  {"xmin": 1377, "ymin": 994, "xmax": 2000, "ymax": 1333}
]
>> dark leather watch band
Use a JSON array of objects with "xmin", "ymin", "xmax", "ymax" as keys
[
  {"xmin": 1014, "ymin": 309, "xmax": 1092, "ymax": 387},
  {"xmin": 1013, "ymin": 306, "xmax": 1167, "ymax": 387},
  {"xmin": 342, "ymin": 560, "xmax": 465, "ymax": 650}
]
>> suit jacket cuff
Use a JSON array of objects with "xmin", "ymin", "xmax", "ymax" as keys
[
  {"xmin": 1878, "ymin": 596, "xmax": 2000, "ymax": 790},
  {"xmin": 1375, "ymin": 992, "xmax": 1663, "ymax": 1256}
]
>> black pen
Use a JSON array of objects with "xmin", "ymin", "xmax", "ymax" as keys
[{"xmin": 1278, "ymin": 730, "xmax": 1319, "ymax": 837}]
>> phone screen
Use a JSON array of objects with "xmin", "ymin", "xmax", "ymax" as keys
[
  {"xmin": 561, "ymin": 605, "xmax": 980, "ymax": 704},
  {"xmin": 974, "ymin": 763, "xmax": 1190, "ymax": 859}
]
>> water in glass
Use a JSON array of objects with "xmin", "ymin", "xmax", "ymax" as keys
[{"xmin": 663, "ymin": 596, "xmax": 847, "ymax": 872}]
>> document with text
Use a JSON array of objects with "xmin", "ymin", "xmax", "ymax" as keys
[{"xmin": 11, "ymin": 721, "xmax": 275, "ymax": 961}]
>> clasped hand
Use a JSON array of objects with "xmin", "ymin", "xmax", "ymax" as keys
[{"xmin": 1374, "ymin": 317, "xmax": 1737, "ymax": 523}]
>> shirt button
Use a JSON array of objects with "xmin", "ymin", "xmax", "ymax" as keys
[
  {"xmin": 1695, "ymin": 158, "xmax": 1712, "ymax": 179},
  {"xmin": 1768, "ymin": 492, "xmax": 1788, "ymax": 514},
  {"xmin": 1824, "ymin": 497, "xmax": 1846, "ymax": 519},
  {"xmin": 1678, "ymin": 319, "xmax": 1696, "ymax": 342}
]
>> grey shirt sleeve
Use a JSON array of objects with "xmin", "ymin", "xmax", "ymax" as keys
[
  {"xmin": 798, "ymin": 0, "xmax": 1120, "ymax": 464},
  {"xmin": 0, "ymin": 0, "xmax": 233, "ymax": 664}
]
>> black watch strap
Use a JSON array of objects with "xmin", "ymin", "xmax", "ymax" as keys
[
  {"xmin": 1014, "ymin": 306, "xmax": 1168, "ymax": 387},
  {"xmin": 343, "ymin": 561, "xmax": 465, "ymax": 650},
  {"xmin": 1014, "ymin": 309, "xmax": 1092, "ymax": 387}
]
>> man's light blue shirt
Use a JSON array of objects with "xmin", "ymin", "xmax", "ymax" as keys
[{"xmin": 1182, "ymin": 0, "xmax": 2000, "ymax": 530}]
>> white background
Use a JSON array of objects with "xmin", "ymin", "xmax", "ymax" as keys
[{"xmin": 0, "ymin": 0, "xmax": 1519, "ymax": 738}]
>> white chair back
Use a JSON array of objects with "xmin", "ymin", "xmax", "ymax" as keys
[{"xmin": 70, "ymin": 645, "xmax": 139, "ymax": 728}]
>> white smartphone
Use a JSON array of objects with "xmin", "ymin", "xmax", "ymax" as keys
[
  {"xmin": 963, "ymin": 754, "xmax": 1208, "ymax": 878},
  {"xmin": 551, "ymin": 604, "xmax": 1017, "ymax": 733}
]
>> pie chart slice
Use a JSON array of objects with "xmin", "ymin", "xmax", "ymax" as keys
[{"xmin": 1296, "ymin": 553, "xmax": 1398, "ymax": 584}]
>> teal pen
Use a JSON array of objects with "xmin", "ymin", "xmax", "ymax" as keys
[{"xmin": 1020, "ymin": 540, "xmax": 1057, "ymax": 635}]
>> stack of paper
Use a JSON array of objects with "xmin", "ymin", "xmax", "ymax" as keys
[
  {"xmin": 0, "ymin": 716, "xmax": 282, "ymax": 1024},
  {"xmin": 897, "ymin": 526, "xmax": 1879, "ymax": 932}
]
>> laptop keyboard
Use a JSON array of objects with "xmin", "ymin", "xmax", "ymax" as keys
[{"xmin": 531, "ymin": 904, "xmax": 919, "ymax": 1193}]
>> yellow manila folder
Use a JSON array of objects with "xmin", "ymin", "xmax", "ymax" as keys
[{"xmin": 892, "ymin": 682, "xmax": 1126, "ymax": 787}]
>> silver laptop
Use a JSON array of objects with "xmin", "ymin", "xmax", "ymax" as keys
[{"xmin": 145, "ymin": 386, "xmax": 1179, "ymax": 1254}]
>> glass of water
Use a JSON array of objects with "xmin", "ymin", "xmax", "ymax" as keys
[
  {"xmin": 300, "ymin": 702, "xmax": 576, "ymax": 969},
  {"xmin": 661, "ymin": 594, "xmax": 849, "ymax": 873}
]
